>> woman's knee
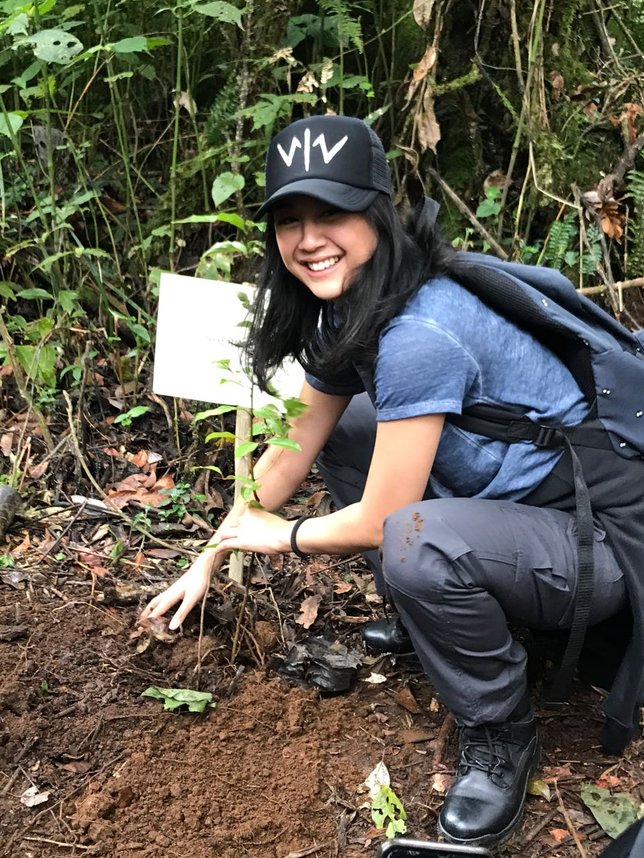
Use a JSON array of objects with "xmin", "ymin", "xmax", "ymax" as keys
[{"xmin": 382, "ymin": 499, "xmax": 471, "ymax": 599}]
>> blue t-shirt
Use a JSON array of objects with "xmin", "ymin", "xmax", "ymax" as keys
[{"xmin": 306, "ymin": 276, "xmax": 589, "ymax": 500}]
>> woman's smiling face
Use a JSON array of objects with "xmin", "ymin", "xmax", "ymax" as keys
[{"xmin": 272, "ymin": 195, "xmax": 378, "ymax": 301}]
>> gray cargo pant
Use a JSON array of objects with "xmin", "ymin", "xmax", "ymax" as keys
[{"xmin": 317, "ymin": 393, "xmax": 626, "ymax": 726}]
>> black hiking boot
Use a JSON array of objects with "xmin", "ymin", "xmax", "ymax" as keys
[
  {"xmin": 361, "ymin": 617, "xmax": 414, "ymax": 655},
  {"xmin": 438, "ymin": 715, "xmax": 538, "ymax": 848}
]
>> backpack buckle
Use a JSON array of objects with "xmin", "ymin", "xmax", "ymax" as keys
[{"xmin": 534, "ymin": 425, "xmax": 558, "ymax": 447}]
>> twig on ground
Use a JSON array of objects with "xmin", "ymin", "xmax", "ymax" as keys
[
  {"xmin": 37, "ymin": 499, "xmax": 87, "ymax": 560},
  {"xmin": 554, "ymin": 781, "xmax": 587, "ymax": 858},
  {"xmin": 521, "ymin": 805, "xmax": 561, "ymax": 845},
  {"xmin": 431, "ymin": 711, "xmax": 455, "ymax": 770},
  {"xmin": 283, "ymin": 844, "xmax": 330, "ymax": 858},
  {"xmin": 194, "ymin": 567, "xmax": 213, "ymax": 687},
  {"xmin": 23, "ymin": 837, "xmax": 90, "ymax": 850},
  {"xmin": 1, "ymin": 735, "xmax": 39, "ymax": 796}
]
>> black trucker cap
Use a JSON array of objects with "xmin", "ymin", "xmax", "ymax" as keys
[{"xmin": 256, "ymin": 115, "xmax": 391, "ymax": 218}]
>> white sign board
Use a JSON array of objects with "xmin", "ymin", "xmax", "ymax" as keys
[{"xmin": 153, "ymin": 273, "xmax": 304, "ymax": 408}]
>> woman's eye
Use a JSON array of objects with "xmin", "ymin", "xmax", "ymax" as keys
[{"xmin": 274, "ymin": 214, "xmax": 297, "ymax": 227}]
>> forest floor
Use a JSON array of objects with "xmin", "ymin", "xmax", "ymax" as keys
[{"xmin": 0, "ymin": 392, "xmax": 642, "ymax": 858}]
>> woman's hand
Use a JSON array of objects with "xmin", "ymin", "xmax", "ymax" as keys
[
  {"xmin": 138, "ymin": 546, "xmax": 223, "ymax": 631},
  {"xmin": 138, "ymin": 508, "xmax": 291, "ymax": 631},
  {"xmin": 215, "ymin": 507, "xmax": 292, "ymax": 556}
]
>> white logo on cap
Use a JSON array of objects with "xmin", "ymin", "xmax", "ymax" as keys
[{"xmin": 277, "ymin": 128, "xmax": 349, "ymax": 171}]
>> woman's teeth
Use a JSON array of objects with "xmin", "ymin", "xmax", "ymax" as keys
[{"xmin": 307, "ymin": 257, "xmax": 339, "ymax": 272}]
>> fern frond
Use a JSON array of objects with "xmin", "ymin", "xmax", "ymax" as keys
[
  {"xmin": 626, "ymin": 169, "xmax": 644, "ymax": 278},
  {"xmin": 319, "ymin": 0, "xmax": 363, "ymax": 53},
  {"xmin": 542, "ymin": 213, "xmax": 577, "ymax": 270}
]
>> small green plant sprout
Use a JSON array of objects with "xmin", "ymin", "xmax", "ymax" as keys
[
  {"xmin": 141, "ymin": 687, "xmax": 215, "ymax": 713},
  {"xmin": 476, "ymin": 185, "xmax": 502, "ymax": 220},
  {"xmin": 156, "ymin": 482, "xmax": 204, "ymax": 522},
  {"xmin": 364, "ymin": 762, "xmax": 408, "ymax": 839},
  {"xmin": 114, "ymin": 405, "xmax": 152, "ymax": 427}
]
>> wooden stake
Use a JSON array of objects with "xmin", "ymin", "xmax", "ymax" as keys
[{"xmin": 228, "ymin": 408, "xmax": 251, "ymax": 582}]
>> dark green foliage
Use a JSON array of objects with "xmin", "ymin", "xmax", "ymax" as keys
[{"xmin": 1, "ymin": 0, "xmax": 643, "ymax": 407}]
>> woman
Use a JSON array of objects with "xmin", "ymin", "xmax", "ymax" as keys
[{"xmin": 140, "ymin": 115, "xmax": 633, "ymax": 848}]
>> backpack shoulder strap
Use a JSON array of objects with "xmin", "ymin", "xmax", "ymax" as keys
[
  {"xmin": 448, "ymin": 253, "xmax": 596, "ymax": 401},
  {"xmin": 445, "ymin": 253, "xmax": 605, "ymax": 706}
]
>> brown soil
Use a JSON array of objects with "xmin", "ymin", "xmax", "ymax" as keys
[{"xmin": 1, "ymin": 553, "xmax": 641, "ymax": 858}]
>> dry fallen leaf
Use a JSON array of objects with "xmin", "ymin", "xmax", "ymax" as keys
[
  {"xmin": 60, "ymin": 761, "xmax": 91, "ymax": 774},
  {"xmin": 132, "ymin": 616, "xmax": 177, "ymax": 645},
  {"xmin": 399, "ymin": 728, "xmax": 435, "ymax": 745},
  {"xmin": 430, "ymin": 772, "xmax": 451, "ymax": 794},
  {"xmin": 596, "ymin": 773, "xmax": 623, "ymax": 790},
  {"xmin": 549, "ymin": 828, "xmax": 571, "ymax": 844},
  {"xmin": 417, "ymin": 87, "xmax": 441, "ymax": 153},
  {"xmin": 296, "ymin": 594, "xmax": 322, "ymax": 629},
  {"xmin": 413, "ymin": 0, "xmax": 435, "ymax": 30},
  {"xmin": 391, "ymin": 687, "xmax": 422, "ymax": 714},
  {"xmin": 363, "ymin": 672, "xmax": 388, "ymax": 685},
  {"xmin": 363, "ymin": 762, "xmax": 390, "ymax": 799},
  {"xmin": 20, "ymin": 785, "xmax": 51, "ymax": 807}
]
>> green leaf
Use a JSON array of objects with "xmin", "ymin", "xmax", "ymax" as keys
[
  {"xmin": 104, "ymin": 71, "xmax": 135, "ymax": 83},
  {"xmin": 173, "ymin": 213, "xmax": 246, "ymax": 230},
  {"xmin": 109, "ymin": 36, "xmax": 149, "ymax": 54},
  {"xmin": 7, "ymin": 11, "xmax": 28, "ymax": 35},
  {"xmin": 0, "ymin": 111, "xmax": 23, "ymax": 139},
  {"xmin": 16, "ymin": 288, "xmax": 51, "ymax": 300},
  {"xmin": 371, "ymin": 785, "xmax": 407, "ymax": 837},
  {"xmin": 142, "ymin": 686, "xmax": 214, "ymax": 713},
  {"xmin": 266, "ymin": 437, "xmax": 301, "ymax": 451},
  {"xmin": 128, "ymin": 322, "xmax": 151, "ymax": 344},
  {"xmin": 28, "ymin": 29, "xmax": 84, "ymax": 64},
  {"xmin": 194, "ymin": 405, "xmax": 237, "ymax": 421},
  {"xmin": 476, "ymin": 196, "xmax": 501, "ymax": 219},
  {"xmin": 580, "ymin": 784, "xmax": 644, "ymax": 839},
  {"xmin": 235, "ymin": 440, "xmax": 259, "ymax": 458},
  {"xmin": 527, "ymin": 778, "xmax": 552, "ymax": 800},
  {"xmin": 56, "ymin": 289, "xmax": 79, "ymax": 314},
  {"xmin": 14, "ymin": 343, "xmax": 57, "ymax": 388},
  {"xmin": 0, "ymin": 281, "xmax": 16, "ymax": 300},
  {"xmin": 114, "ymin": 405, "xmax": 151, "ymax": 424},
  {"xmin": 211, "ymin": 172, "xmax": 245, "ymax": 208},
  {"xmin": 192, "ymin": 1, "xmax": 243, "ymax": 27},
  {"xmin": 205, "ymin": 430, "xmax": 236, "ymax": 442}
]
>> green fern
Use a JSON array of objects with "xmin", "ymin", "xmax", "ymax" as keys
[
  {"xmin": 204, "ymin": 78, "xmax": 240, "ymax": 148},
  {"xmin": 626, "ymin": 169, "xmax": 644, "ymax": 278},
  {"xmin": 541, "ymin": 213, "xmax": 577, "ymax": 270},
  {"xmin": 318, "ymin": 0, "xmax": 363, "ymax": 53}
]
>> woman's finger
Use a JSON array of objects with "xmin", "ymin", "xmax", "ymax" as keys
[{"xmin": 169, "ymin": 594, "xmax": 200, "ymax": 630}]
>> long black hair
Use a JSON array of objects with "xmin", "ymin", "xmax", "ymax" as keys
[{"xmin": 246, "ymin": 194, "xmax": 454, "ymax": 391}]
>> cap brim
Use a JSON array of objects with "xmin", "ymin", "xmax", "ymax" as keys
[{"xmin": 256, "ymin": 179, "xmax": 379, "ymax": 219}]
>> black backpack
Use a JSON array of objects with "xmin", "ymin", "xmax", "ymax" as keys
[{"xmin": 443, "ymin": 250, "xmax": 644, "ymax": 704}]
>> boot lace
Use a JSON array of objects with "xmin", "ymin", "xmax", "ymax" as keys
[{"xmin": 459, "ymin": 726, "xmax": 523, "ymax": 788}]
